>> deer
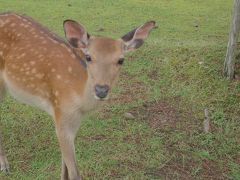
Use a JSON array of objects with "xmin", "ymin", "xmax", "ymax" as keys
[{"xmin": 0, "ymin": 12, "xmax": 156, "ymax": 179}]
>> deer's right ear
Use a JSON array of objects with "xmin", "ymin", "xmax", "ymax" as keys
[
  {"xmin": 63, "ymin": 20, "xmax": 90, "ymax": 50},
  {"xmin": 121, "ymin": 21, "xmax": 156, "ymax": 53}
]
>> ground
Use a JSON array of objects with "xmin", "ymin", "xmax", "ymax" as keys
[{"xmin": 0, "ymin": 0, "xmax": 240, "ymax": 179}]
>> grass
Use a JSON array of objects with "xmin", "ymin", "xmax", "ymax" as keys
[{"xmin": 0, "ymin": 0, "xmax": 240, "ymax": 179}]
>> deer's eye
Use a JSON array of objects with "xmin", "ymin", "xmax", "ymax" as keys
[
  {"xmin": 86, "ymin": 55, "xmax": 92, "ymax": 62},
  {"xmin": 118, "ymin": 58, "xmax": 124, "ymax": 65}
]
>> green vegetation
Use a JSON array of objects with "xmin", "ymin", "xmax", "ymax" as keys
[{"xmin": 0, "ymin": 0, "xmax": 239, "ymax": 179}]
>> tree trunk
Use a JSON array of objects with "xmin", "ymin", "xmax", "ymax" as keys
[{"xmin": 224, "ymin": 0, "xmax": 240, "ymax": 79}]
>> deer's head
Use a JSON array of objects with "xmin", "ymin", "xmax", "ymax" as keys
[{"xmin": 63, "ymin": 20, "xmax": 156, "ymax": 100}]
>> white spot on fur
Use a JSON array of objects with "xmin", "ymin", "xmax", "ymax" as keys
[
  {"xmin": 36, "ymin": 73, "xmax": 44, "ymax": 79},
  {"xmin": 38, "ymin": 54, "xmax": 43, "ymax": 58},
  {"xmin": 11, "ymin": 64, "xmax": 17, "ymax": 69},
  {"xmin": 67, "ymin": 48, "xmax": 71, "ymax": 53},
  {"xmin": 17, "ymin": 53, "xmax": 26, "ymax": 59},
  {"xmin": 54, "ymin": 100, "xmax": 58, "ymax": 105},
  {"xmin": 50, "ymin": 39, "xmax": 58, "ymax": 44},
  {"xmin": 10, "ymin": 23, "xmax": 16, "ymax": 27},
  {"xmin": 0, "ymin": 19, "xmax": 5, "ymax": 27},
  {"xmin": 31, "ymin": 68, "xmax": 36, "ymax": 73},
  {"xmin": 4, "ymin": 19, "xmax": 10, "ymax": 23},
  {"xmin": 30, "ymin": 29, "xmax": 35, "ymax": 33},
  {"xmin": 68, "ymin": 66, "xmax": 72, "ymax": 73},
  {"xmin": 55, "ymin": 91, "xmax": 59, "ymax": 96},
  {"xmin": 30, "ymin": 84, "xmax": 35, "ymax": 88},
  {"xmin": 30, "ymin": 61, "xmax": 36, "ymax": 65}
]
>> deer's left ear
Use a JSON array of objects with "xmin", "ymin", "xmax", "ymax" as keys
[
  {"xmin": 63, "ymin": 20, "xmax": 90, "ymax": 52},
  {"xmin": 121, "ymin": 21, "xmax": 156, "ymax": 53}
]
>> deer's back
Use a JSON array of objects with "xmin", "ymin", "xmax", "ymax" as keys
[{"xmin": 0, "ymin": 13, "xmax": 88, "ymax": 115}]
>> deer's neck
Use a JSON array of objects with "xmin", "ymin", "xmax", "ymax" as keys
[{"xmin": 77, "ymin": 74, "xmax": 103, "ymax": 113}]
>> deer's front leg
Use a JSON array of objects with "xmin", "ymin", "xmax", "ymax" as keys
[{"xmin": 55, "ymin": 111, "xmax": 82, "ymax": 180}]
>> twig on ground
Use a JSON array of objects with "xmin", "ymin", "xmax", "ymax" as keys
[{"xmin": 203, "ymin": 109, "xmax": 210, "ymax": 133}]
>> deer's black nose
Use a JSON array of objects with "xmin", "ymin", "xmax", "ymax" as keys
[{"xmin": 95, "ymin": 85, "xmax": 109, "ymax": 99}]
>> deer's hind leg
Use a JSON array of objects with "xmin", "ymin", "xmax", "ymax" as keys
[{"xmin": 0, "ymin": 73, "xmax": 9, "ymax": 173}]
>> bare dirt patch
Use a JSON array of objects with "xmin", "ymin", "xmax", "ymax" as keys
[
  {"xmin": 111, "ymin": 71, "xmax": 151, "ymax": 104},
  {"xmin": 147, "ymin": 69, "xmax": 159, "ymax": 80},
  {"xmin": 132, "ymin": 100, "xmax": 179, "ymax": 130},
  {"xmin": 128, "ymin": 97, "xmax": 196, "ymax": 131}
]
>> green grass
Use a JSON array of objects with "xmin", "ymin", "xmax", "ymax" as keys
[{"xmin": 0, "ymin": 0, "xmax": 240, "ymax": 179}]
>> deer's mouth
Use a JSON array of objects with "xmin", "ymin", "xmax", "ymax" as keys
[{"xmin": 94, "ymin": 94, "xmax": 109, "ymax": 101}]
